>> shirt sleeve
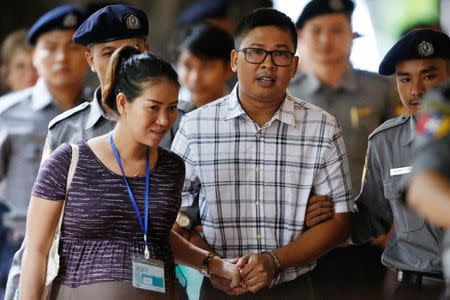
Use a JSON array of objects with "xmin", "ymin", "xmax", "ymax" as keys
[
  {"xmin": 171, "ymin": 117, "xmax": 201, "ymax": 207},
  {"xmin": 352, "ymin": 139, "xmax": 393, "ymax": 243},
  {"xmin": 0, "ymin": 124, "xmax": 10, "ymax": 180},
  {"xmin": 313, "ymin": 120, "xmax": 353, "ymax": 213},
  {"xmin": 31, "ymin": 143, "xmax": 72, "ymax": 201}
]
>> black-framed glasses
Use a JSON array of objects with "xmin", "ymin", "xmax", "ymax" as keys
[{"xmin": 238, "ymin": 47, "xmax": 295, "ymax": 67}]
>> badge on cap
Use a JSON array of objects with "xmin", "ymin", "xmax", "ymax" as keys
[
  {"xmin": 329, "ymin": 0, "xmax": 344, "ymax": 10},
  {"xmin": 125, "ymin": 14, "xmax": 141, "ymax": 30},
  {"xmin": 418, "ymin": 41, "xmax": 434, "ymax": 57},
  {"xmin": 63, "ymin": 13, "xmax": 78, "ymax": 27}
]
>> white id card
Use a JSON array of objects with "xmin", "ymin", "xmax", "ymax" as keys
[{"xmin": 132, "ymin": 257, "xmax": 165, "ymax": 293}]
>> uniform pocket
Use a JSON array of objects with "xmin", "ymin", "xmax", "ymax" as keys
[{"xmin": 383, "ymin": 176, "xmax": 425, "ymax": 232}]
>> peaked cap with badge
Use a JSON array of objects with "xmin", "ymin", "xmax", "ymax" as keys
[
  {"xmin": 72, "ymin": 4, "xmax": 149, "ymax": 46},
  {"xmin": 296, "ymin": 0, "xmax": 355, "ymax": 29},
  {"xmin": 27, "ymin": 5, "xmax": 86, "ymax": 45},
  {"xmin": 176, "ymin": 0, "xmax": 228, "ymax": 28},
  {"xmin": 379, "ymin": 29, "xmax": 450, "ymax": 75}
]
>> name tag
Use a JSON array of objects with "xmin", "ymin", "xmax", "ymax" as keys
[
  {"xmin": 390, "ymin": 166, "xmax": 412, "ymax": 176},
  {"xmin": 132, "ymin": 257, "xmax": 165, "ymax": 293}
]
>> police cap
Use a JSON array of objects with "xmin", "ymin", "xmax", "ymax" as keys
[
  {"xmin": 379, "ymin": 29, "xmax": 450, "ymax": 76},
  {"xmin": 28, "ymin": 5, "xmax": 86, "ymax": 45},
  {"xmin": 176, "ymin": 0, "xmax": 228, "ymax": 27},
  {"xmin": 296, "ymin": 0, "xmax": 355, "ymax": 29},
  {"xmin": 72, "ymin": 4, "xmax": 149, "ymax": 46}
]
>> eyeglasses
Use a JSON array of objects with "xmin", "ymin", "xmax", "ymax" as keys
[{"xmin": 237, "ymin": 48, "xmax": 295, "ymax": 67}]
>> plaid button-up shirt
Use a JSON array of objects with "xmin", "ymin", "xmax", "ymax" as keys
[{"xmin": 171, "ymin": 85, "xmax": 352, "ymax": 284}]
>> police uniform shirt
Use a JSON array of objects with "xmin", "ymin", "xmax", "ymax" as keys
[
  {"xmin": 0, "ymin": 79, "xmax": 89, "ymax": 235},
  {"xmin": 45, "ymin": 87, "xmax": 115, "ymax": 154},
  {"xmin": 352, "ymin": 115, "xmax": 443, "ymax": 275},
  {"xmin": 289, "ymin": 67, "xmax": 396, "ymax": 196}
]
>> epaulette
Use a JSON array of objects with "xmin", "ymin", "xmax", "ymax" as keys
[
  {"xmin": 48, "ymin": 101, "xmax": 90, "ymax": 130},
  {"xmin": 0, "ymin": 88, "xmax": 32, "ymax": 115},
  {"xmin": 369, "ymin": 115, "xmax": 409, "ymax": 139}
]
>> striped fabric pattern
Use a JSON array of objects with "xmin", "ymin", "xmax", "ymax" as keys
[
  {"xmin": 171, "ymin": 85, "xmax": 352, "ymax": 285},
  {"xmin": 32, "ymin": 142, "xmax": 185, "ymax": 287}
]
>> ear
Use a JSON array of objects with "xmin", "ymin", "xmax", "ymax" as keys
[
  {"xmin": 85, "ymin": 50, "xmax": 95, "ymax": 72},
  {"xmin": 144, "ymin": 42, "xmax": 150, "ymax": 53},
  {"xmin": 230, "ymin": 49, "xmax": 238, "ymax": 73},
  {"xmin": 291, "ymin": 56, "xmax": 299, "ymax": 78},
  {"xmin": 116, "ymin": 92, "xmax": 128, "ymax": 116}
]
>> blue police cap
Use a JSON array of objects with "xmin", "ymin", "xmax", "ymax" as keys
[
  {"xmin": 72, "ymin": 4, "xmax": 149, "ymax": 46},
  {"xmin": 296, "ymin": 0, "xmax": 354, "ymax": 29},
  {"xmin": 379, "ymin": 29, "xmax": 450, "ymax": 76},
  {"xmin": 176, "ymin": 0, "xmax": 228, "ymax": 27},
  {"xmin": 27, "ymin": 5, "xmax": 86, "ymax": 45}
]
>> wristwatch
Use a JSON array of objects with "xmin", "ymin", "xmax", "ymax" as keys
[
  {"xmin": 176, "ymin": 211, "xmax": 192, "ymax": 229},
  {"xmin": 200, "ymin": 252, "xmax": 217, "ymax": 276}
]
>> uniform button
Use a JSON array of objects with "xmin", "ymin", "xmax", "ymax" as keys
[
  {"xmin": 255, "ymin": 166, "xmax": 260, "ymax": 172},
  {"xmin": 256, "ymin": 234, "xmax": 262, "ymax": 240},
  {"xmin": 255, "ymin": 201, "xmax": 260, "ymax": 206},
  {"xmin": 256, "ymin": 132, "xmax": 261, "ymax": 138}
]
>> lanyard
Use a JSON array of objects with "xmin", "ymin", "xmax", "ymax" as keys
[{"xmin": 109, "ymin": 133, "xmax": 151, "ymax": 259}]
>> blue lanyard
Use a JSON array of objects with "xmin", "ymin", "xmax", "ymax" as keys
[{"xmin": 109, "ymin": 133, "xmax": 151, "ymax": 259}]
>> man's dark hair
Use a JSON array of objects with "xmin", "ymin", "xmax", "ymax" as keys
[
  {"xmin": 234, "ymin": 8, "xmax": 297, "ymax": 50},
  {"xmin": 178, "ymin": 23, "xmax": 234, "ymax": 62}
]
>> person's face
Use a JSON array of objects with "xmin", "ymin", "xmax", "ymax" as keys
[
  {"xmin": 119, "ymin": 80, "xmax": 179, "ymax": 147},
  {"xmin": 395, "ymin": 58, "xmax": 449, "ymax": 115},
  {"xmin": 33, "ymin": 30, "xmax": 87, "ymax": 88},
  {"xmin": 85, "ymin": 38, "xmax": 148, "ymax": 86},
  {"xmin": 298, "ymin": 14, "xmax": 353, "ymax": 65},
  {"xmin": 231, "ymin": 25, "xmax": 298, "ymax": 106},
  {"xmin": 6, "ymin": 49, "xmax": 38, "ymax": 92},
  {"xmin": 177, "ymin": 49, "xmax": 232, "ymax": 107}
]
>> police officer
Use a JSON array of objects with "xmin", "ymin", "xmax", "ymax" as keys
[
  {"xmin": 289, "ymin": 1, "xmax": 395, "ymax": 298},
  {"xmin": 0, "ymin": 5, "xmax": 88, "ymax": 295},
  {"xmin": 2, "ymin": 5, "xmax": 181, "ymax": 300},
  {"xmin": 352, "ymin": 29, "xmax": 450, "ymax": 300}
]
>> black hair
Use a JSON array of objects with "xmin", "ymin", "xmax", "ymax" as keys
[
  {"xmin": 102, "ymin": 46, "xmax": 180, "ymax": 113},
  {"xmin": 178, "ymin": 23, "xmax": 233, "ymax": 62},
  {"xmin": 234, "ymin": 8, "xmax": 297, "ymax": 51}
]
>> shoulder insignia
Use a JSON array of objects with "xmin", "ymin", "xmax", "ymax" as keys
[
  {"xmin": 369, "ymin": 115, "xmax": 409, "ymax": 139},
  {"xmin": 48, "ymin": 101, "xmax": 90, "ymax": 129},
  {"xmin": 0, "ymin": 88, "xmax": 32, "ymax": 115}
]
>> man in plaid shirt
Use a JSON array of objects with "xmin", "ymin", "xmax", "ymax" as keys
[{"xmin": 171, "ymin": 8, "xmax": 352, "ymax": 299}]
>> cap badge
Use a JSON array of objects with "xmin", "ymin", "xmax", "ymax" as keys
[
  {"xmin": 418, "ymin": 41, "xmax": 434, "ymax": 57},
  {"xmin": 125, "ymin": 14, "xmax": 140, "ymax": 30},
  {"xmin": 329, "ymin": 0, "xmax": 344, "ymax": 10},
  {"xmin": 63, "ymin": 13, "xmax": 78, "ymax": 27}
]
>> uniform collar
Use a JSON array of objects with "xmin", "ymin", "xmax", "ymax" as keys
[
  {"xmin": 400, "ymin": 114, "xmax": 416, "ymax": 146},
  {"xmin": 225, "ymin": 84, "xmax": 295, "ymax": 127},
  {"xmin": 85, "ymin": 87, "xmax": 116, "ymax": 129},
  {"xmin": 293, "ymin": 66, "xmax": 358, "ymax": 95},
  {"xmin": 31, "ymin": 79, "xmax": 55, "ymax": 111}
]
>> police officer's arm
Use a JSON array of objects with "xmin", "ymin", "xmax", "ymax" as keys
[{"xmin": 352, "ymin": 140, "xmax": 393, "ymax": 243}]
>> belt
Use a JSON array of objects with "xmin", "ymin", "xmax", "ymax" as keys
[{"xmin": 397, "ymin": 270, "xmax": 444, "ymax": 287}]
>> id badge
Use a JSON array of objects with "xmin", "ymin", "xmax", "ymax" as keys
[{"xmin": 132, "ymin": 256, "xmax": 165, "ymax": 293}]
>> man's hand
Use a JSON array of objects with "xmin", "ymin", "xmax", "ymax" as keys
[
  {"xmin": 236, "ymin": 253, "xmax": 277, "ymax": 293},
  {"xmin": 305, "ymin": 195, "xmax": 334, "ymax": 228},
  {"xmin": 209, "ymin": 258, "xmax": 247, "ymax": 295}
]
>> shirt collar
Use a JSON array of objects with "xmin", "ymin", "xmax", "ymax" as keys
[
  {"xmin": 225, "ymin": 84, "xmax": 296, "ymax": 127},
  {"xmin": 401, "ymin": 115, "xmax": 416, "ymax": 146},
  {"xmin": 85, "ymin": 87, "xmax": 116, "ymax": 129},
  {"xmin": 31, "ymin": 79, "xmax": 54, "ymax": 111}
]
